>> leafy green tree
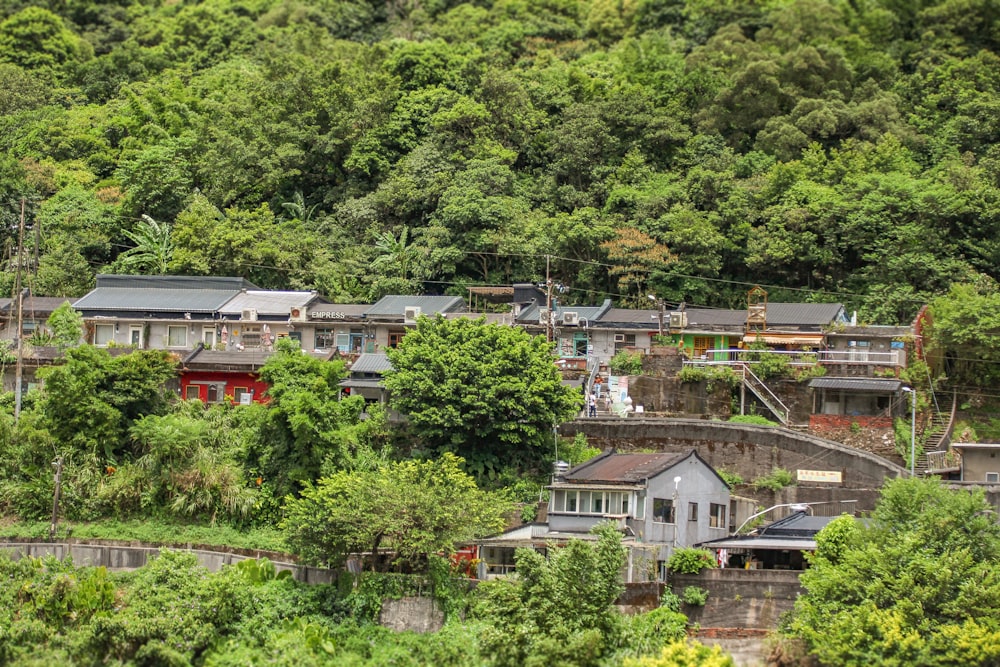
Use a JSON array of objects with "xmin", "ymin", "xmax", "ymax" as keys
[
  {"xmin": 0, "ymin": 7, "xmax": 92, "ymax": 74},
  {"xmin": 45, "ymin": 300, "xmax": 82, "ymax": 350},
  {"xmin": 255, "ymin": 338, "xmax": 382, "ymax": 495},
  {"xmin": 474, "ymin": 524, "xmax": 627, "ymax": 667},
  {"xmin": 36, "ymin": 346, "xmax": 177, "ymax": 460},
  {"xmin": 383, "ymin": 316, "xmax": 581, "ymax": 477},
  {"xmin": 114, "ymin": 214, "xmax": 172, "ymax": 274},
  {"xmin": 925, "ymin": 278, "xmax": 1000, "ymax": 387},
  {"xmin": 785, "ymin": 477, "xmax": 1000, "ymax": 666},
  {"xmin": 282, "ymin": 453, "xmax": 508, "ymax": 571}
]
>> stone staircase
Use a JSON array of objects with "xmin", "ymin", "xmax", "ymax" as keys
[{"xmin": 914, "ymin": 391, "xmax": 958, "ymax": 475}]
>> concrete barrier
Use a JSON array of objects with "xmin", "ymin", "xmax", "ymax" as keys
[{"xmin": 0, "ymin": 540, "xmax": 336, "ymax": 584}]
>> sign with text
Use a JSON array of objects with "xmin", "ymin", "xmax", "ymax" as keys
[{"xmin": 797, "ymin": 469, "xmax": 843, "ymax": 483}]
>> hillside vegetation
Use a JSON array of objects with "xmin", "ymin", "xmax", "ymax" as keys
[{"xmin": 1, "ymin": 0, "xmax": 999, "ymax": 323}]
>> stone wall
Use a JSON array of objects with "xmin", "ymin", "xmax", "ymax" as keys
[{"xmin": 672, "ymin": 569, "xmax": 803, "ymax": 630}]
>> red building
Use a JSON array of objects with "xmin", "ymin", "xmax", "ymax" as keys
[{"xmin": 179, "ymin": 348, "xmax": 274, "ymax": 404}]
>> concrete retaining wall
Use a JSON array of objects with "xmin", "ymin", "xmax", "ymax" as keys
[
  {"xmin": 562, "ymin": 418, "xmax": 906, "ymax": 511},
  {"xmin": 672, "ymin": 569, "xmax": 803, "ymax": 630},
  {"xmin": 0, "ymin": 541, "xmax": 336, "ymax": 584}
]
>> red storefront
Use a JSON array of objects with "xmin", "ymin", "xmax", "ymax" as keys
[{"xmin": 179, "ymin": 348, "xmax": 274, "ymax": 405}]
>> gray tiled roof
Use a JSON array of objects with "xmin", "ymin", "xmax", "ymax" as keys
[
  {"xmin": 95, "ymin": 275, "xmax": 257, "ymax": 290},
  {"xmin": 766, "ymin": 303, "xmax": 846, "ymax": 327},
  {"xmin": 365, "ymin": 295, "xmax": 465, "ymax": 317},
  {"xmin": 75, "ymin": 288, "xmax": 242, "ymax": 313},
  {"xmin": 349, "ymin": 353, "xmax": 393, "ymax": 374},
  {"xmin": 220, "ymin": 291, "xmax": 323, "ymax": 316}
]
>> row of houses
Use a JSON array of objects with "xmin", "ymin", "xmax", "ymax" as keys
[{"xmin": 4, "ymin": 275, "xmax": 914, "ymax": 410}]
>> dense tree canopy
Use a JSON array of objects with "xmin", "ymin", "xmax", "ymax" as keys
[
  {"xmin": 383, "ymin": 315, "xmax": 581, "ymax": 476},
  {"xmin": 0, "ymin": 0, "xmax": 999, "ymax": 324},
  {"xmin": 785, "ymin": 478, "xmax": 1000, "ymax": 666}
]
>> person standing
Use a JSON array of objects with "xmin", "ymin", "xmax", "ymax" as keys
[{"xmin": 588, "ymin": 392, "xmax": 597, "ymax": 417}]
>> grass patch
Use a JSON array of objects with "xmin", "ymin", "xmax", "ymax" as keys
[{"xmin": 0, "ymin": 517, "xmax": 289, "ymax": 553}]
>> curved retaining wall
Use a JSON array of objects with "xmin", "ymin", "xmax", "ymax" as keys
[
  {"xmin": 0, "ymin": 540, "xmax": 336, "ymax": 584},
  {"xmin": 562, "ymin": 418, "xmax": 908, "ymax": 509}
]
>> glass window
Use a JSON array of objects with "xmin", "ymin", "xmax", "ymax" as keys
[
  {"xmin": 335, "ymin": 333, "xmax": 350, "ymax": 352},
  {"xmin": 591, "ymin": 493, "xmax": 603, "ymax": 514},
  {"xmin": 614, "ymin": 334, "xmax": 636, "ymax": 354},
  {"xmin": 710, "ymin": 503, "xmax": 727, "ymax": 528},
  {"xmin": 553, "ymin": 490, "xmax": 566, "ymax": 512},
  {"xmin": 94, "ymin": 324, "xmax": 114, "ymax": 346},
  {"xmin": 316, "ymin": 327, "xmax": 336, "ymax": 349},
  {"xmin": 206, "ymin": 384, "xmax": 222, "ymax": 403},
  {"xmin": 167, "ymin": 325, "xmax": 187, "ymax": 348},
  {"xmin": 388, "ymin": 331, "xmax": 406, "ymax": 348},
  {"xmin": 578, "ymin": 491, "xmax": 591, "ymax": 514},
  {"xmin": 689, "ymin": 502, "xmax": 699, "ymax": 522},
  {"xmin": 652, "ymin": 498, "xmax": 674, "ymax": 523},
  {"xmin": 233, "ymin": 387, "xmax": 249, "ymax": 404},
  {"xmin": 184, "ymin": 385, "xmax": 200, "ymax": 400},
  {"xmin": 566, "ymin": 491, "xmax": 577, "ymax": 512}
]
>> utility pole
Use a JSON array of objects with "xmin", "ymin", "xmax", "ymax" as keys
[
  {"xmin": 13, "ymin": 199, "xmax": 25, "ymax": 422},
  {"xmin": 545, "ymin": 254, "xmax": 553, "ymax": 343},
  {"xmin": 49, "ymin": 456, "xmax": 64, "ymax": 540}
]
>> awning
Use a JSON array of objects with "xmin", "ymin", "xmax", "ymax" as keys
[
  {"xmin": 698, "ymin": 537, "xmax": 817, "ymax": 551},
  {"xmin": 742, "ymin": 334, "xmax": 824, "ymax": 346},
  {"xmin": 807, "ymin": 378, "xmax": 902, "ymax": 392},
  {"xmin": 339, "ymin": 379, "xmax": 383, "ymax": 388}
]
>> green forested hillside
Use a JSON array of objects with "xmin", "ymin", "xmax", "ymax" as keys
[{"xmin": 2, "ymin": 0, "xmax": 1000, "ymax": 323}]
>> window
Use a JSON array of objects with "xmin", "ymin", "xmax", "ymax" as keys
[
  {"xmin": 987, "ymin": 472, "xmax": 1000, "ymax": 484},
  {"xmin": 94, "ymin": 324, "xmax": 114, "ymax": 346},
  {"xmin": 710, "ymin": 503, "xmax": 727, "ymax": 528},
  {"xmin": 388, "ymin": 331, "xmax": 406, "ymax": 348},
  {"xmin": 635, "ymin": 492, "xmax": 645, "ymax": 519},
  {"xmin": 566, "ymin": 491, "xmax": 577, "ymax": 512},
  {"xmin": 553, "ymin": 490, "xmax": 632, "ymax": 516},
  {"xmin": 241, "ymin": 325, "xmax": 261, "ymax": 348},
  {"xmin": 184, "ymin": 385, "xmax": 200, "ymax": 400},
  {"xmin": 614, "ymin": 333, "xmax": 636, "ymax": 354},
  {"xmin": 233, "ymin": 387, "xmax": 250, "ymax": 404},
  {"xmin": 689, "ymin": 502, "xmax": 699, "ymax": 522},
  {"xmin": 652, "ymin": 498, "xmax": 674, "ymax": 523},
  {"xmin": 693, "ymin": 336, "xmax": 714, "ymax": 358},
  {"xmin": 316, "ymin": 327, "xmax": 337, "ymax": 349},
  {"xmin": 206, "ymin": 384, "xmax": 222, "ymax": 403},
  {"xmin": 167, "ymin": 325, "xmax": 187, "ymax": 348}
]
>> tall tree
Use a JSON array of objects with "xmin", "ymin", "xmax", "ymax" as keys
[{"xmin": 383, "ymin": 315, "xmax": 581, "ymax": 477}]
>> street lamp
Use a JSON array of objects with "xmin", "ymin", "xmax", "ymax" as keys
[{"xmin": 902, "ymin": 387, "xmax": 916, "ymax": 476}]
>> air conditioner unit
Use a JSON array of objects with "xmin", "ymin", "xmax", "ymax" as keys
[
  {"xmin": 538, "ymin": 309, "xmax": 550, "ymax": 324},
  {"xmin": 668, "ymin": 311, "xmax": 688, "ymax": 329},
  {"xmin": 289, "ymin": 306, "xmax": 307, "ymax": 322},
  {"xmin": 614, "ymin": 333, "xmax": 626, "ymax": 342},
  {"xmin": 241, "ymin": 308, "xmax": 258, "ymax": 322},
  {"xmin": 562, "ymin": 311, "xmax": 579, "ymax": 326},
  {"xmin": 403, "ymin": 306, "xmax": 421, "ymax": 323}
]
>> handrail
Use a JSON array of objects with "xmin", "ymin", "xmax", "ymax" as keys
[
  {"xmin": 685, "ymin": 348, "xmax": 902, "ymax": 366},
  {"xmin": 740, "ymin": 364, "xmax": 790, "ymax": 425}
]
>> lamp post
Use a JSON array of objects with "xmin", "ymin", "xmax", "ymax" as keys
[{"xmin": 902, "ymin": 386, "xmax": 916, "ymax": 476}]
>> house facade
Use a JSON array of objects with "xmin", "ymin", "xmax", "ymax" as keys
[{"xmin": 480, "ymin": 450, "xmax": 732, "ymax": 581}]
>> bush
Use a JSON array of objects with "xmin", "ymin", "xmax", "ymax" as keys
[
  {"xmin": 609, "ymin": 350, "xmax": 643, "ymax": 375},
  {"xmin": 682, "ymin": 586, "xmax": 709, "ymax": 606},
  {"xmin": 666, "ymin": 548, "xmax": 716, "ymax": 575},
  {"xmin": 751, "ymin": 468, "xmax": 795, "ymax": 492},
  {"xmin": 728, "ymin": 414, "xmax": 779, "ymax": 427}
]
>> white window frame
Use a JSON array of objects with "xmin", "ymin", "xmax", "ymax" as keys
[
  {"xmin": 987, "ymin": 472, "xmax": 1000, "ymax": 483},
  {"xmin": 202, "ymin": 326, "xmax": 216, "ymax": 347},
  {"xmin": 129, "ymin": 325, "xmax": 143, "ymax": 347},
  {"xmin": 167, "ymin": 325, "xmax": 188, "ymax": 348}
]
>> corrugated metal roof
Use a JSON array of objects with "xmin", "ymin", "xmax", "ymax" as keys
[
  {"xmin": 184, "ymin": 349, "xmax": 275, "ymax": 369},
  {"xmin": 339, "ymin": 378, "xmax": 383, "ymax": 388},
  {"xmin": 75, "ymin": 288, "xmax": 242, "ymax": 312},
  {"xmin": 365, "ymin": 295, "xmax": 465, "ymax": 317},
  {"xmin": 220, "ymin": 291, "xmax": 321, "ymax": 315},
  {"xmin": 349, "ymin": 353, "xmax": 393, "ymax": 374},
  {"xmin": 565, "ymin": 452, "xmax": 689, "ymax": 483},
  {"xmin": 698, "ymin": 536, "xmax": 818, "ymax": 551},
  {"xmin": 808, "ymin": 377, "xmax": 902, "ymax": 391},
  {"xmin": 0, "ymin": 297, "xmax": 74, "ymax": 314}
]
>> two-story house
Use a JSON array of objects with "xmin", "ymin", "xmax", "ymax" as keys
[{"xmin": 479, "ymin": 449, "xmax": 732, "ymax": 582}]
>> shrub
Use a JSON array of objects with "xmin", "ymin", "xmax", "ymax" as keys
[
  {"xmin": 751, "ymin": 468, "xmax": 795, "ymax": 492},
  {"xmin": 728, "ymin": 414, "xmax": 779, "ymax": 427},
  {"xmin": 609, "ymin": 350, "xmax": 643, "ymax": 375},
  {"xmin": 682, "ymin": 586, "xmax": 709, "ymax": 606},
  {"xmin": 666, "ymin": 548, "xmax": 716, "ymax": 575},
  {"xmin": 716, "ymin": 469, "xmax": 744, "ymax": 487}
]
